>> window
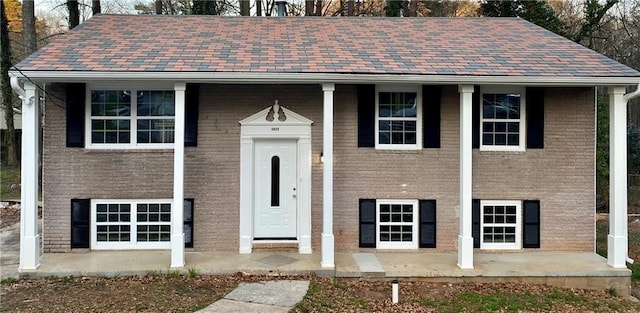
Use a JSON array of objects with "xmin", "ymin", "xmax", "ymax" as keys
[
  {"xmin": 91, "ymin": 200, "xmax": 172, "ymax": 249},
  {"xmin": 480, "ymin": 87, "xmax": 525, "ymax": 151},
  {"xmin": 88, "ymin": 87, "xmax": 175, "ymax": 148},
  {"xmin": 376, "ymin": 199, "xmax": 418, "ymax": 249},
  {"xmin": 375, "ymin": 86, "xmax": 421, "ymax": 149},
  {"xmin": 480, "ymin": 200, "xmax": 521, "ymax": 249}
]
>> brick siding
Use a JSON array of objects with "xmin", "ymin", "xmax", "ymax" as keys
[{"xmin": 42, "ymin": 84, "xmax": 594, "ymax": 252}]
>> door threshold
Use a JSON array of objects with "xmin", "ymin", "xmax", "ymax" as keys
[{"xmin": 253, "ymin": 239, "xmax": 298, "ymax": 244}]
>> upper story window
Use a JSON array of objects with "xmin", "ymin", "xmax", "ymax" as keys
[
  {"xmin": 87, "ymin": 87, "xmax": 175, "ymax": 149},
  {"xmin": 480, "ymin": 87, "xmax": 526, "ymax": 151},
  {"xmin": 375, "ymin": 86, "xmax": 422, "ymax": 150}
]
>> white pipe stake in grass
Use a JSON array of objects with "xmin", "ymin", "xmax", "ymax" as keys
[{"xmin": 392, "ymin": 280, "xmax": 399, "ymax": 304}]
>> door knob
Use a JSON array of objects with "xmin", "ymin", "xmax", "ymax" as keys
[{"xmin": 293, "ymin": 187, "xmax": 297, "ymax": 197}]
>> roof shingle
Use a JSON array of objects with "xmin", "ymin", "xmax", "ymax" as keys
[{"xmin": 15, "ymin": 15, "xmax": 640, "ymax": 78}]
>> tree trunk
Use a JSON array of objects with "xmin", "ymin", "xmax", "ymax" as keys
[
  {"xmin": 240, "ymin": 0, "xmax": 250, "ymax": 16},
  {"xmin": 155, "ymin": 0, "xmax": 163, "ymax": 14},
  {"xmin": 408, "ymin": 0, "xmax": 418, "ymax": 17},
  {"xmin": 67, "ymin": 1, "xmax": 80, "ymax": 29},
  {"xmin": 22, "ymin": 0, "xmax": 37, "ymax": 54},
  {"xmin": 256, "ymin": 0, "xmax": 262, "ymax": 16},
  {"xmin": 315, "ymin": 0, "xmax": 323, "ymax": 16},
  {"xmin": 92, "ymin": 0, "xmax": 101, "ymax": 15},
  {"xmin": 347, "ymin": 0, "xmax": 355, "ymax": 16},
  {"xmin": 305, "ymin": 0, "xmax": 314, "ymax": 16},
  {"xmin": 1, "ymin": 0, "xmax": 17, "ymax": 166}
]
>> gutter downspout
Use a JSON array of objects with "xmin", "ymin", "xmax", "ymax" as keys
[
  {"xmin": 624, "ymin": 83, "xmax": 640, "ymax": 102},
  {"xmin": 623, "ymin": 83, "xmax": 640, "ymax": 265},
  {"xmin": 11, "ymin": 76, "xmax": 26, "ymax": 99}
]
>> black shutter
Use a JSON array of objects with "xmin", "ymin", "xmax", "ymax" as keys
[
  {"xmin": 472, "ymin": 199, "xmax": 480, "ymax": 248},
  {"xmin": 359, "ymin": 199, "xmax": 376, "ymax": 248},
  {"xmin": 184, "ymin": 198, "xmax": 194, "ymax": 248},
  {"xmin": 71, "ymin": 198, "xmax": 90, "ymax": 248},
  {"xmin": 526, "ymin": 87, "xmax": 544, "ymax": 149},
  {"xmin": 357, "ymin": 85, "xmax": 376, "ymax": 147},
  {"xmin": 523, "ymin": 200, "xmax": 541, "ymax": 248},
  {"xmin": 472, "ymin": 85, "xmax": 481, "ymax": 149},
  {"xmin": 419, "ymin": 200, "xmax": 437, "ymax": 248},
  {"xmin": 185, "ymin": 84, "xmax": 199, "ymax": 147},
  {"xmin": 422, "ymin": 86, "xmax": 441, "ymax": 149},
  {"xmin": 66, "ymin": 83, "xmax": 86, "ymax": 148}
]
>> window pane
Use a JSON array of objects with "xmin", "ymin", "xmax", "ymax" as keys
[
  {"xmin": 91, "ymin": 90, "xmax": 130, "ymax": 117},
  {"xmin": 483, "ymin": 134, "xmax": 493, "ymax": 145},
  {"xmin": 137, "ymin": 91, "xmax": 175, "ymax": 117},
  {"xmin": 482, "ymin": 94, "xmax": 495, "ymax": 118},
  {"xmin": 507, "ymin": 134, "xmax": 519, "ymax": 145},
  {"xmin": 379, "ymin": 105, "xmax": 391, "ymax": 117},
  {"xmin": 379, "ymin": 132, "xmax": 390, "ymax": 144},
  {"xmin": 379, "ymin": 92, "xmax": 391, "ymax": 104},
  {"xmin": 495, "ymin": 134, "xmax": 506, "ymax": 145}
]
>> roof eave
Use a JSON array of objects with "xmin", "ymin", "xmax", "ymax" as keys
[{"xmin": 9, "ymin": 71, "xmax": 640, "ymax": 86}]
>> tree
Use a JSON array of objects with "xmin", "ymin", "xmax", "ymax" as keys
[
  {"xmin": 22, "ymin": 0, "xmax": 37, "ymax": 54},
  {"xmin": 240, "ymin": 0, "xmax": 250, "ymax": 15},
  {"xmin": 93, "ymin": 0, "xmax": 102, "ymax": 15},
  {"xmin": 574, "ymin": 0, "xmax": 619, "ymax": 47},
  {"xmin": 385, "ymin": 0, "xmax": 407, "ymax": 16},
  {"xmin": 67, "ymin": 1, "xmax": 80, "ymax": 29},
  {"xmin": 192, "ymin": 0, "xmax": 218, "ymax": 14},
  {"xmin": 1, "ymin": 0, "xmax": 18, "ymax": 166},
  {"xmin": 478, "ymin": 0, "xmax": 567, "ymax": 36}
]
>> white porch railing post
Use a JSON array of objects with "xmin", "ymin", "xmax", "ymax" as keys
[
  {"xmin": 171, "ymin": 82, "xmax": 186, "ymax": 268},
  {"xmin": 19, "ymin": 82, "xmax": 41, "ymax": 271},
  {"xmin": 458, "ymin": 85, "xmax": 474, "ymax": 269},
  {"xmin": 607, "ymin": 86, "xmax": 627, "ymax": 268},
  {"xmin": 321, "ymin": 83, "xmax": 335, "ymax": 268}
]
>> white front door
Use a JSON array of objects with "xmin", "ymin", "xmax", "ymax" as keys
[{"xmin": 254, "ymin": 139, "xmax": 298, "ymax": 239}]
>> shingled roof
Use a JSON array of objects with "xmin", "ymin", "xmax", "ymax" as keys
[{"xmin": 14, "ymin": 14, "xmax": 640, "ymax": 81}]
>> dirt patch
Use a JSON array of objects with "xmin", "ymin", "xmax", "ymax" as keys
[
  {"xmin": 3, "ymin": 275, "xmax": 639, "ymax": 313},
  {"xmin": 0, "ymin": 203, "xmax": 20, "ymax": 229}
]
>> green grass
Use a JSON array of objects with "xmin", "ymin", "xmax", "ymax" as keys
[
  {"xmin": 0, "ymin": 277, "xmax": 17, "ymax": 285},
  {"xmin": 0, "ymin": 165, "xmax": 21, "ymax": 200},
  {"xmin": 419, "ymin": 288, "xmax": 600, "ymax": 313}
]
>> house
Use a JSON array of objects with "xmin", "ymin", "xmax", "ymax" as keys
[{"xmin": 9, "ymin": 15, "xmax": 640, "ymax": 272}]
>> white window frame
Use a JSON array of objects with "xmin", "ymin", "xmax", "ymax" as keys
[
  {"xmin": 374, "ymin": 85, "xmax": 422, "ymax": 150},
  {"xmin": 85, "ymin": 82, "xmax": 176, "ymax": 149},
  {"xmin": 479, "ymin": 86, "xmax": 526, "ymax": 152},
  {"xmin": 480, "ymin": 200, "xmax": 522, "ymax": 250},
  {"xmin": 376, "ymin": 199, "xmax": 419, "ymax": 249},
  {"xmin": 91, "ymin": 199, "xmax": 173, "ymax": 250}
]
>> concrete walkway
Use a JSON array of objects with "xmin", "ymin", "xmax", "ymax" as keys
[
  {"xmin": 0, "ymin": 222, "xmax": 20, "ymax": 280},
  {"xmin": 196, "ymin": 280, "xmax": 309, "ymax": 313}
]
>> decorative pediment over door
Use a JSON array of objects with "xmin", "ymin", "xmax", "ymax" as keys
[{"xmin": 239, "ymin": 100, "xmax": 313, "ymax": 127}]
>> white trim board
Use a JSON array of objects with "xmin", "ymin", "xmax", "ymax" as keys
[{"xmin": 10, "ymin": 71, "xmax": 640, "ymax": 86}]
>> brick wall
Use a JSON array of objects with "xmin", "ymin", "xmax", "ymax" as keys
[{"xmin": 43, "ymin": 84, "xmax": 594, "ymax": 252}]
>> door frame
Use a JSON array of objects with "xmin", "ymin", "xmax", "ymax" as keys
[{"xmin": 239, "ymin": 103, "xmax": 313, "ymax": 254}]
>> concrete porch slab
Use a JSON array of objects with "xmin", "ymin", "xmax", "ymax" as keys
[{"xmin": 15, "ymin": 251, "xmax": 632, "ymax": 296}]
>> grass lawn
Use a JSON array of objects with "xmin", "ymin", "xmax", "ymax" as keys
[
  {"xmin": 2, "ymin": 274, "xmax": 640, "ymax": 313},
  {"xmin": 0, "ymin": 166, "xmax": 20, "ymax": 200}
]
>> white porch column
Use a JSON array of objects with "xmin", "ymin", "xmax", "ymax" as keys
[
  {"xmin": 321, "ymin": 83, "xmax": 335, "ymax": 268},
  {"xmin": 19, "ymin": 82, "xmax": 40, "ymax": 271},
  {"xmin": 607, "ymin": 86, "xmax": 627, "ymax": 268},
  {"xmin": 457, "ymin": 85, "xmax": 474, "ymax": 270},
  {"xmin": 171, "ymin": 82, "xmax": 186, "ymax": 268}
]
